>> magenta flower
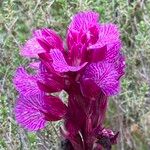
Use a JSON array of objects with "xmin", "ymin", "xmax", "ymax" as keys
[{"xmin": 13, "ymin": 11, "xmax": 125, "ymax": 149}]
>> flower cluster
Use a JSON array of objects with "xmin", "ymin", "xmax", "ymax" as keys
[{"xmin": 13, "ymin": 11, "xmax": 125, "ymax": 150}]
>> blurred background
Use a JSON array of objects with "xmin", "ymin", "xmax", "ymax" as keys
[{"xmin": 0, "ymin": 0, "xmax": 150, "ymax": 149}]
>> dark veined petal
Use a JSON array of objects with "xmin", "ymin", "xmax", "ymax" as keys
[
  {"xmin": 15, "ymin": 93, "xmax": 67, "ymax": 131},
  {"xmin": 37, "ymin": 80, "xmax": 63, "ymax": 93},
  {"xmin": 89, "ymin": 45, "xmax": 107, "ymax": 63},
  {"xmin": 67, "ymin": 12, "xmax": 100, "ymax": 66},
  {"xmin": 13, "ymin": 67, "xmax": 40, "ymax": 96},
  {"xmin": 38, "ymin": 53, "xmax": 60, "ymax": 77},
  {"xmin": 105, "ymin": 41, "xmax": 122, "ymax": 62},
  {"xmin": 37, "ymin": 58, "xmax": 65, "ymax": 92},
  {"xmin": 38, "ymin": 52, "xmax": 54, "ymax": 73},
  {"xmin": 20, "ymin": 28, "xmax": 63, "ymax": 58},
  {"xmin": 36, "ymin": 38, "xmax": 50, "ymax": 52},
  {"xmin": 98, "ymin": 23, "xmax": 120, "ymax": 47},
  {"xmin": 38, "ymin": 59, "xmax": 64, "ymax": 84},
  {"xmin": 35, "ymin": 28, "xmax": 64, "ymax": 51},
  {"xmin": 88, "ymin": 25, "xmax": 100, "ymax": 45},
  {"xmin": 89, "ymin": 24, "xmax": 121, "ymax": 61},
  {"xmin": 43, "ymin": 95, "xmax": 67, "ymax": 121},
  {"xmin": 67, "ymin": 29, "xmax": 79, "ymax": 50},
  {"xmin": 80, "ymin": 78, "xmax": 101, "ymax": 100},
  {"xmin": 67, "ymin": 11, "xmax": 99, "ymax": 51},
  {"xmin": 37, "ymin": 73, "xmax": 64, "ymax": 93},
  {"xmin": 69, "ymin": 43, "xmax": 87, "ymax": 66},
  {"xmin": 15, "ymin": 94, "xmax": 46, "ymax": 131},
  {"xmin": 69, "ymin": 11, "xmax": 99, "ymax": 31},
  {"xmin": 89, "ymin": 42, "xmax": 121, "ymax": 63},
  {"xmin": 20, "ymin": 38, "xmax": 45, "ymax": 58},
  {"xmin": 83, "ymin": 62, "xmax": 120, "ymax": 96},
  {"xmin": 50, "ymin": 49, "xmax": 87, "ymax": 72}
]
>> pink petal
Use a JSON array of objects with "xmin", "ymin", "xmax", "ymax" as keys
[
  {"xmin": 38, "ymin": 56, "xmax": 65, "ymax": 91},
  {"xmin": 38, "ymin": 53, "xmax": 64, "ymax": 79},
  {"xmin": 13, "ymin": 67, "xmax": 40, "ymax": 96},
  {"xmin": 69, "ymin": 43, "xmax": 87, "ymax": 66},
  {"xmin": 34, "ymin": 28, "xmax": 64, "ymax": 51},
  {"xmin": 105, "ymin": 42, "xmax": 122, "ymax": 62},
  {"xmin": 37, "ymin": 73, "xmax": 64, "ymax": 93},
  {"xmin": 89, "ymin": 41, "xmax": 121, "ymax": 63},
  {"xmin": 83, "ymin": 62, "xmax": 120, "ymax": 96},
  {"xmin": 67, "ymin": 11, "xmax": 100, "ymax": 64},
  {"xmin": 36, "ymin": 38, "xmax": 50, "ymax": 52},
  {"xmin": 43, "ymin": 95, "xmax": 67, "ymax": 121},
  {"xmin": 20, "ymin": 28, "xmax": 63, "ymax": 58},
  {"xmin": 50, "ymin": 49, "xmax": 87, "ymax": 72},
  {"xmin": 89, "ymin": 45, "xmax": 107, "ymax": 63},
  {"xmin": 15, "ymin": 93, "xmax": 67, "ymax": 131},
  {"xmin": 89, "ymin": 24, "xmax": 121, "ymax": 61},
  {"xmin": 15, "ymin": 94, "xmax": 46, "ymax": 131},
  {"xmin": 69, "ymin": 11, "xmax": 99, "ymax": 31},
  {"xmin": 80, "ymin": 78, "xmax": 101, "ymax": 100},
  {"xmin": 88, "ymin": 25, "xmax": 99, "ymax": 44},
  {"xmin": 98, "ymin": 23, "xmax": 120, "ymax": 46},
  {"xmin": 67, "ymin": 11, "xmax": 99, "ymax": 50},
  {"xmin": 20, "ymin": 38, "xmax": 44, "ymax": 58}
]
